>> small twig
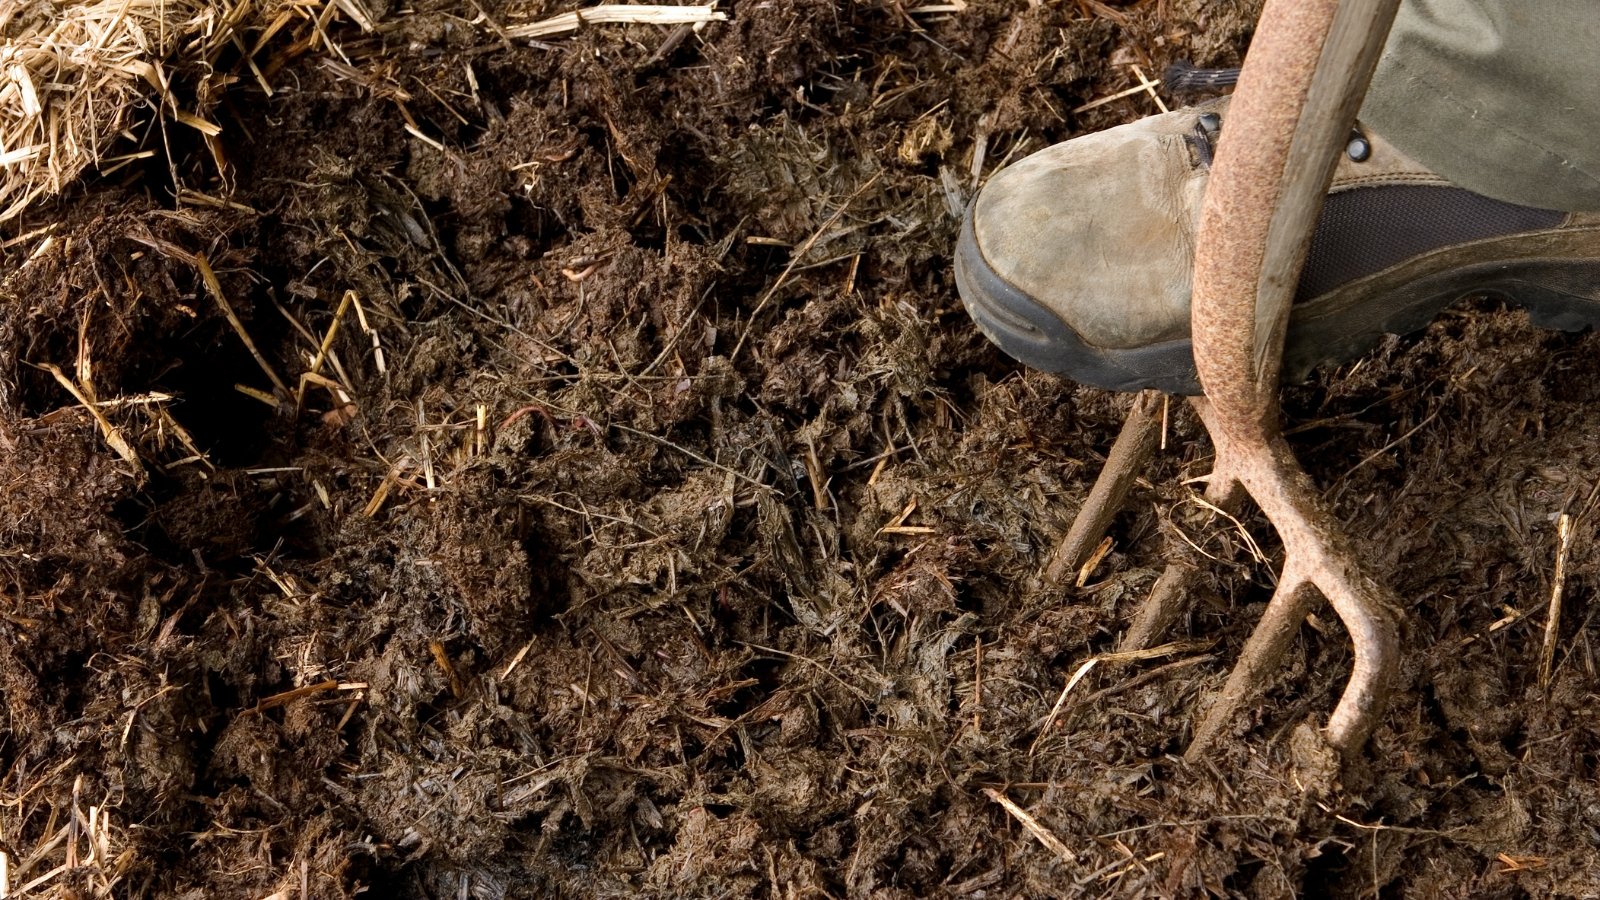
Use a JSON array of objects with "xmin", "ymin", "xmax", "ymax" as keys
[
  {"xmin": 737, "ymin": 642, "xmax": 873, "ymax": 704},
  {"xmin": 1081, "ymin": 653, "xmax": 1215, "ymax": 706},
  {"xmin": 13, "ymin": 864, "xmax": 66, "ymax": 898},
  {"xmin": 1071, "ymin": 66, "xmax": 1164, "ymax": 114},
  {"xmin": 362, "ymin": 458, "xmax": 411, "ymax": 517},
  {"xmin": 610, "ymin": 421, "xmax": 776, "ymax": 493},
  {"xmin": 982, "ymin": 788, "xmax": 1076, "ymax": 864},
  {"xmin": 1030, "ymin": 640, "xmax": 1208, "ymax": 754},
  {"xmin": 1043, "ymin": 390, "xmax": 1163, "ymax": 587},
  {"xmin": 1336, "ymin": 405, "xmax": 1443, "ymax": 487},
  {"xmin": 247, "ymin": 679, "xmax": 339, "ymax": 713},
  {"xmin": 195, "ymin": 253, "xmax": 290, "ymax": 396},
  {"xmin": 504, "ymin": 4, "xmax": 727, "ymax": 40},
  {"xmin": 1129, "ymin": 64, "xmax": 1168, "ymax": 113},
  {"xmin": 296, "ymin": 289, "xmax": 354, "ymax": 410},
  {"xmin": 38, "ymin": 363, "xmax": 145, "ymax": 481},
  {"xmin": 907, "ymin": 0, "xmax": 967, "ymax": 13},
  {"xmin": 1075, "ymin": 537, "xmax": 1114, "ymax": 587},
  {"xmin": 430, "ymin": 640, "xmax": 464, "ymax": 699},
  {"xmin": 642, "ymin": 22, "xmax": 693, "ymax": 65},
  {"xmin": 348, "ymin": 291, "xmax": 387, "ymax": 375},
  {"xmin": 1030, "ymin": 658, "xmax": 1099, "ymax": 755},
  {"xmin": 1540, "ymin": 513, "xmax": 1574, "ymax": 689},
  {"xmin": 500, "ymin": 640, "xmax": 535, "ymax": 680},
  {"xmin": 966, "ymin": 634, "xmax": 979, "ymax": 733},
  {"xmin": 1183, "ymin": 489, "xmax": 1268, "ymax": 565},
  {"xmin": 730, "ymin": 173, "xmax": 881, "ymax": 362}
]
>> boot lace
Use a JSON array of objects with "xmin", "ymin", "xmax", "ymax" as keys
[{"xmin": 1166, "ymin": 62, "xmax": 1367, "ymax": 170}]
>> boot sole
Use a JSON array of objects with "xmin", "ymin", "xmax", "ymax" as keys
[{"xmin": 955, "ymin": 209, "xmax": 1600, "ymax": 395}]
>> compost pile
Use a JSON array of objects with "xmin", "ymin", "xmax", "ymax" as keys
[{"xmin": 4, "ymin": 0, "xmax": 1600, "ymax": 896}]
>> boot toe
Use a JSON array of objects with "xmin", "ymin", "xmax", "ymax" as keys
[{"xmin": 955, "ymin": 109, "xmax": 1211, "ymax": 393}]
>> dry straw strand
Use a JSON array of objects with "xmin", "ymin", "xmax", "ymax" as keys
[
  {"xmin": 0, "ymin": 0, "xmax": 307, "ymax": 225},
  {"xmin": 0, "ymin": 0, "xmax": 199, "ymax": 222},
  {"xmin": 504, "ymin": 3, "xmax": 727, "ymax": 40}
]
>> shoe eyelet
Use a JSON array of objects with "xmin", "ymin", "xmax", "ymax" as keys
[
  {"xmin": 1187, "ymin": 127, "xmax": 1215, "ymax": 169},
  {"xmin": 1346, "ymin": 135, "xmax": 1371, "ymax": 162},
  {"xmin": 1197, "ymin": 112, "xmax": 1222, "ymax": 136}
]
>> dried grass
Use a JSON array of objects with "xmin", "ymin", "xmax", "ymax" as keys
[
  {"xmin": 0, "ymin": 0, "xmax": 302, "ymax": 225},
  {"xmin": 504, "ymin": 3, "xmax": 726, "ymax": 40},
  {"xmin": 2, "ymin": 0, "xmax": 185, "ymax": 222}
]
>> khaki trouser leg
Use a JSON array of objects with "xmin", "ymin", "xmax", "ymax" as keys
[{"xmin": 1360, "ymin": 0, "xmax": 1600, "ymax": 211}]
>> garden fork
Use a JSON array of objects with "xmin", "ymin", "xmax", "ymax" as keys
[{"xmin": 1181, "ymin": 0, "xmax": 1402, "ymax": 758}]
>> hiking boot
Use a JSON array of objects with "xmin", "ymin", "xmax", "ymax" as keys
[{"xmin": 954, "ymin": 97, "xmax": 1600, "ymax": 395}]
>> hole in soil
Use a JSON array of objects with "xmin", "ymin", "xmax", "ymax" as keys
[
  {"xmin": 336, "ymin": 856, "xmax": 385, "ymax": 897},
  {"xmin": 507, "ymin": 194, "xmax": 570, "ymax": 253},
  {"xmin": 952, "ymin": 583, "xmax": 981, "ymax": 615},
  {"xmin": 1301, "ymin": 844, "xmax": 1354, "ymax": 898},
  {"xmin": 113, "ymin": 491, "xmax": 205, "ymax": 571},
  {"xmin": 50, "ymin": 650, "xmax": 91, "ymax": 712},
  {"xmin": 627, "ymin": 197, "xmax": 668, "ymax": 252},
  {"xmin": 415, "ymin": 694, "xmax": 459, "ymax": 732},
  {"xmin": 157, "ymin": 329, "xmax": 281, "ymax": 467},
  {"xmin": 1220, "ymin": 857, "xmax": 1268, "ymax": 894},
  {"xmin": 675, "ymin": 221, "xmax": 713, "ymax": 244},
  {"xmin": 719, "ymin": 656, "xmax": 784, "ymax": 719},
  {"xmin": 66, "ymin": 102, "xmax": 202, "ymax": 203},
  {"xmin": 203, "ymin": 670, "xmax": 243, "ymax": 719},
  {"xmin": 113, "ymin": 495, "xmax": 156, "ymax": 538}
]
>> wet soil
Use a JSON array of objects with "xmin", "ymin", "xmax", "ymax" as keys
[{"xmin": 4, "ymin": 0, "xmax": 1600, "ymax": 897}]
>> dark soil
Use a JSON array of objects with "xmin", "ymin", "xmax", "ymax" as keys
[{"xmin": 5, "ymin": 1, "xmax": 1600, "ymax": 897}]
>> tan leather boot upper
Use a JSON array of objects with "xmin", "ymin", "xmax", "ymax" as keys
[{"xmin": 968, "ymin": 97, "xmax": 1449, "ymax": 352}]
